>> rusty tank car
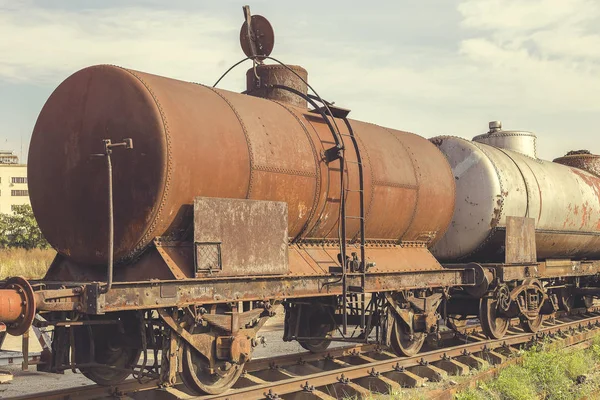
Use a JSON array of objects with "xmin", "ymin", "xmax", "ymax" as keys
[
  {"xmin": 0, "ymin": 8, "xmax": 476, "ymax": 395},
  {"xmin": 29, "ymin": 65, "xmax": 455, "ymax": 268},
  {"xmin": 1, "ymin": 8, "xmax": 600, "ymax": 395}
]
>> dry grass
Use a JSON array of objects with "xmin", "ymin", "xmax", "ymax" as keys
[{"xmin": 0, "ymin": 248, "xmax": 56, "ymax": 279}]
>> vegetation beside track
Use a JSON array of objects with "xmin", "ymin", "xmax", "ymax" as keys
[
  {"xmin": 455, "ymin": 336, "xmax": 600, "ymax": 400},
  {"xmin": 0, "ymin": 248, "xmax": 54, "ymax": 279},
  {"xmin": 0, "ymin": 204, "xmax": 54, "ymax": 279}
]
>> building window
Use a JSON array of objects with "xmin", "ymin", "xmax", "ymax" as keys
[
  {"xmin": 11, "ymin": 190, "xmax": 28, "ymax": 196},
  {"xmin": 11, "ymin": 177, "xmax": 27, "ymax": 184}
]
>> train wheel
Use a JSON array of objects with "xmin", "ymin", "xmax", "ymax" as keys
[
  {"xmin": 389, "ymin": 317, "xmax": 425, "ymax": 357},
  {"xmin": 180, "ymin": 341, "xmax": 245, "ymax": 395},
  {"xmin": 576, "ymin": 295, "xmax": 594, "ymax": 309},
  {"xmin": 558, "ymin": 288, "xmax": 575, "ymax": 313},
  {"xmin": 479, "ymin": 296, "xmax": 510, "ymax": 339},
  {"xmin": 298, "ymin": 324, "xmax": 334, "ymax": 352},
  {"xmin": 520, "ymin": 313, "xmax": 543, "ymax": 333},
  {"xmin": 297, "ymin": 305, "xmax": 335, "ymax": 353},
  {"xmin": 74, "ymin": 322, "xmax": 141, "ymax": 385}
]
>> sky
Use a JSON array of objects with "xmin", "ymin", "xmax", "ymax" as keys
[{"xmin": 0, "ymin": 0, "xmax": 599, "ymax": 162}]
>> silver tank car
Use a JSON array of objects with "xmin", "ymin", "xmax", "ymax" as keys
[{"xmin": 431, "ymin": 121, "xmax": 600, "ymax": 262}]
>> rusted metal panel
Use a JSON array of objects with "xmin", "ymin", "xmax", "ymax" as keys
[
  {"xmin": 246, "ymin": 64, "xmax": 308, "ymax": 108},
  {"xmin": 194, "ymin": 197, "xmax": 288, "ymax": 276},
  {"xmin": 554, "ymin": 150, "xmax": 600, "ymax": 178},
  {"xmin": 29, "ymin": 65, "xmax": 455, "ymax": 268},
  {"xmin": 290, "ymin": 243, "xmax": 447, "ymax": 275},
  {"xmin": 0, "ymin": 290, "xmax": 24, "ymax": 323},
  {"xmin": 505, "ymin": 217, "xmax": 536, "ymax": 264},
  {"xmin": 95, "ymin": 268, "xmax": 471, "ymax": 313},
  {"xmin": 155, "ymin": 239, "xmax": 193, "ymax": 279},
  {"xmin": 446, "ymin": 258, "xmax": 600, "ymax": 282}
]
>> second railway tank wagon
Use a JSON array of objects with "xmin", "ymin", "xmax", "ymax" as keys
[
  {"xmin": 431, "ymin": 121, "xmax": 600, "ymax": 262},
  {"xmin": 432, "ymin": 122, "xmax": 600, "ymax": 339}
]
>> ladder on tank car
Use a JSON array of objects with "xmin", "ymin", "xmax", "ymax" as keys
[
  {"xmin": 269, "ymin": 80, "xmax": 370, "ymax": 338},
  {"xmin": 309, "ymin": 98, "xmax": 368, "ymax": 336}
]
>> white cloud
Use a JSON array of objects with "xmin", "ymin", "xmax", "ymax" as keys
[
  {"xmin": 0, "ymin": 3, "xmax": 244, "ymax": 87},
  {"xmin": 1, "ymin": 1, "xmax": 600, "ymax": 160},
  {"xmin": 458, "ymin": 0, "xmax": 597, "ymax": 32}
]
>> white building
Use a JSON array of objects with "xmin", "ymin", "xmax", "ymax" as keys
[{"xmin": 0, "ymin": 151, "xmax": 29, "ymax": 214}]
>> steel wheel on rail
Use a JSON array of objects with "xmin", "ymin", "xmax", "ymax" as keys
[
  {"xmin": 298, "ymin": 324, "xmax": 335, "ymax": 352},
  {"xmin": 297, "ymin": 301, "xmax": 336, "ymax": 353},
  {"xmin": 74, "ymin": 315, "xmax": 141, "ymax": 386},
  {"xmin": 389, "ymin": 317, "xmax": 425, "ymax": 357},
  {"xmin": 180, "ymin": 340, "xmax": 245, "ymax": 395},
  {"xmin": 520, "ymin": 313, "xmax": 543, "ymax": 333},
  {"xmin": 576, "ymin": 295, "xmax": 594, "ymax": 309},
  {"xmin": 479, "ymin": 291, "xmax": 510, "ymax": 340},
  {"xmin": 558, "ymin": 288, "xmax": 575, "ymax": 313}
]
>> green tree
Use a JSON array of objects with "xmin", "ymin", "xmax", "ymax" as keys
[{"xmin": 0, "ymin": 205, "xmax": 49, "ymax": 249}]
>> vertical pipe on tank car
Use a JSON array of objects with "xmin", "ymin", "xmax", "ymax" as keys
[
  {"xmin": 106, "ymin": 153, "xmax": 114, "ymax": 292},
  {"xmin": 96, "ymin": 138, "xmax": 133, "ymax": 293}
]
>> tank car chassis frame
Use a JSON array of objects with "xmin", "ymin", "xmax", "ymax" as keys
[
  {"xmin": 444, "ymin": 217, "xmax": 600, "ymax": 339},
  {"xmin": 0, "ymin": 252, "xmax": 474, "ymax": 391}
]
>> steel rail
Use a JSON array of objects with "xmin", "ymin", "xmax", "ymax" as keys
[
  {"xmin": 7, "ymin": 310, "xmax": 600, "ymax": 400},
  {"xmin": 200, "ymin": 312, "xmax": 600, "ymax": 400}
]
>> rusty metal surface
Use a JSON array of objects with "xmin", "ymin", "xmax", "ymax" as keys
[
  {"xmin": 505, "ymin": 216, "xmax": 536, "ymax": 264},
  {"xmin": 194, "ymin": 197, "xmax": 288, "ymax": 276},
  {"xmin": 0, "ymin": 289, "xmax": 24, "ymax": 323},
  {"xmin": 0, "ymin": 277, "xmax": 36, "ymax": 336},
  {"xmin": 91, "ymin": 269, "xmax": 469, "ymax": 314},
  {"xmin": 239, "ymin": 12, "xmax": 274, "ymax": 61},
  {"xmin": 432, "ymin": 133, "xmax": 600, "ymax": 262},
  {"xmin": 554, "ymin": 150, "xmax": 600, "ymax": 178},
  {"xmin": 246, "ymin": 64, "xmax": 308, "ymax": 108},
  {"xmin": 290, "ymin": 243, "xmax": 447, "ymax": 275},
  {"xmin": 29, "ymin": 65, "xmax": 455, "ymax": 267},
  {"xmin": 23, "ymin": 261, "xmax": 473, "ymax": 313}
]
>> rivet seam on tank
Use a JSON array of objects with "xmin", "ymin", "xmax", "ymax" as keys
[
  {"xmin": 270, "ymin": 101, "xmax": 321, "ymax": 243},
  {"xmin": 253, "ymin": 165, "xmax": 316, "ymax": 177},
  {"xmin": 432, "ymin": 135, "xmax": 500, "ymax": 258},
  {"xmin": 353, "ymin": 132, "xmax": 376, "ymax": 239},
  {"xmin": 371, "ymin": 181, "xmax": 418, "ymax": 190},
  {"xmin": 522, "ymin": 162, "xmax": 543, "ymax": 223},
  {"xmin": 461, "ymin": 139, "xmax": 505, "ymax": 261},
  {"xmin": 494, "ymin": 147, "xmax": 532, "ymax": 219},
  {"xmin": 382, "ymin": 127, "xmax": 420, "ymax": 241},
  {"xmin": 299, "ymin": 109, "xmax": 340, "ymax": 239},
  {"xmin": 473, "ymin": 131, "xmax": 539, "ymax": 161},
  {"xmin": 119, "ymin": 67, "xmax": 173, "ymax": 259},
  {"xmin": 205, "ymin": 86, "xmax": 255, "ymax": 198}
]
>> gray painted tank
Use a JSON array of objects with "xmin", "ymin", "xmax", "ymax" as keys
[{"xmin": 430, "ymin": 122, "xmax": 600, "ymax": 262}]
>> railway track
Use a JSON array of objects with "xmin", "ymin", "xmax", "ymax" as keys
[{"xmin": 8, "ymin": 307, "xmax": 600, "ymax": 400}]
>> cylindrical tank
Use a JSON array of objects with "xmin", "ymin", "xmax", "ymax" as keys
[
  {"xmin": 472, "ymin": 121, "xmax": 538, "ymax": 158},
  {"xmin": 554, "ymin": 150, "xmax": 600, "ymax": 178},
  {"xmin": 246, "ymin": 64, "xmax": 308, "ymax": 108},
  {"xmin": 29, "ymin": 65, "xmax": 455, "ymax": 266},
  {"xmin": 431, "ymin": 131, "xmax": 600, "ymax": 262}
]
